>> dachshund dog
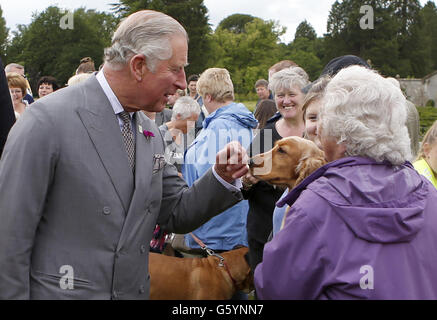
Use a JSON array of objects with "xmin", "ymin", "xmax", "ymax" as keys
[
  {"xmin": 249, "ymin": 136, "xmax": 326, "ymax": 189},
  {"xmin": 149, "ymin": 246, "xmax": 253, "ymax": 300}
]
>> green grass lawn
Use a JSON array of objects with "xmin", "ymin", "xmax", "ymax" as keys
[{"xmin": 237, "ymin": 100, "xmax": 257, "ymax": 112}]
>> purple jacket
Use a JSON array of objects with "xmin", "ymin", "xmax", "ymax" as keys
[{"xmin": 254, "ymin": 156, "xmax": 437, "ymax": 299}]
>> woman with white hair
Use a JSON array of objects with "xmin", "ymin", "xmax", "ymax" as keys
[{"xmin": 255, "ymin": 66, "xmax": 437, "ymax": 299}]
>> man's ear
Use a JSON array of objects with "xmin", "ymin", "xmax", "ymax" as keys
[{"xmin": 129, "ymin": 54, "xmax": 147, "ymax": 82}]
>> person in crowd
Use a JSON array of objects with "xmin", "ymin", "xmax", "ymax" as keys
[
  {"xmin": 37, "ymin": 76, "xmax": 59, "ymax": 98},
  {"xmin": 264, "ymin": 63, "xmax": 308, "ymax": 125},
  {"xmin": 6, "ymin": 72, "xmax": 29, "ymax": 118},
  {"xmin": 67, "ymin": 73, "xmax": 93, "ymax": 86},
  {"xmin": 182, "ymin": 67, "xmax": 257, "ymax": 257},
  {"xmin": 188, "ymin": 74, "xmax": 209, "ymax": 136},
  {"xmin": 75, "ymin": 57, "xmax": 96, "ymax": 74},
  {"xmin": 255, "ymin": 65, "xmax": 437, "ymax": 299},
  {"xmin": 151, "ymin": 96, "xmax": 201, "ymax": 255},
  {"xmin": 159, "ymin": 96, "xmax": 200, "ymax": 173},
  {"xmin": 268, "ymin": 60, "xmax": 298, "ymax": 81},
  {"xmin": 253, "ymin": 99, "xmax": 277, "ymax": 130},
  {"xmin": 187, "ymin": 74, "xmax": 203, "ymax": 106},
  {"xmin": 242, "ymin": 67, "xmax": 309, "ymax": 278},
  {"xmin": 413, "ymin": 120, "xmax": 437, "ymax": 189},
  {"xmin": 272, "ymin": 76, "xmax": 329, "ymax": 236},
  {"xmin": 0, "ymin": 10, "xmax": 248, "ymax": 300},
  {"xmin": 0, "ymin": 58, "xmax": 15, "ymax": 157},
  {"xmin": 4, "ymin": 63, "xmax": 34, "ymax": 104},
  {"xmin": 254, "ymin": 79, "xmax": 273, "ymax": 111},
  {"xmin": 167, "ymin": 88, "xmax": 185, "ymax": 109}
]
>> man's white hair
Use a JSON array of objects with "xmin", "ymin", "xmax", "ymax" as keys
[
  {"xmin": 5, "ymin": 63, "xmax": 24, "ymax": 73},
  {"xmin": 104, "ymin": 10, "xmax": 187, "ymax": 72},
  {"xmin": 171, "ymin": 96, "xmax": 201, "ymax": 121},
  {"xmin": 319, "ymin": 65, "xmax": 411, "ymax": 165},
  {"xmin": 268, "ymin": 66, "xmax": 309, "ymax": 95}
]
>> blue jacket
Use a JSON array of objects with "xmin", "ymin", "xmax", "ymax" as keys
[{"xmin": 182, "ymin": 102, "xmax": 258, "ymax": 250}]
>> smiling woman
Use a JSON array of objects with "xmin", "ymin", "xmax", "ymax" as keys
[
  {"xmin": 243, "ymin": 66, "xmax": 310, "ymax": 280},
  {"xmin": 6, "ymin": 72, "xmax": 28, "ymax": 118}
]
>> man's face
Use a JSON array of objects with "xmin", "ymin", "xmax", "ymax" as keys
[
  {"xmin": 256, "ymin": 85, "xmax": 270, "ymax": 100},
  {"xmin": 188, "ymin": 81, "xmax": 197, "ymax": 96},
  {"xmin": 139, "ymin": 36, "xmax": 188, "ymax": 112}
]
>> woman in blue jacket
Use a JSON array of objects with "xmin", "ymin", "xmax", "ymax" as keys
[{"xmin": 182, "ymin": 68, "xmax": 258, "ymax": 253}]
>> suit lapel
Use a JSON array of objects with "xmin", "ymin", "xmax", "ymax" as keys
[
  {"xmin": 116, "ymin": 112, "xmax": 157, "ymax": 250},
  {"xmin": 76, "ymin": 76, "xmax": 134, "ymax": 213},
  {"xmin": 133, "ymin": 112, "xmax": 155, "ymax": 201}
]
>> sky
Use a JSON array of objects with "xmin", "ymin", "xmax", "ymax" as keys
[{"xmin": 0, "ymin": 0, "xmax": 433, "ymax": 43}]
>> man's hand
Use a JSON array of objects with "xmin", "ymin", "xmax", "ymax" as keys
[{"xmin": 214, "ymin": 141, "xmax": 249, "ymax": 184}]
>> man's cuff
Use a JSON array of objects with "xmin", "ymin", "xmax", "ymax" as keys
[{"xmin": 212, "ymin": 166, "xmax": 242, "ymax": 192}]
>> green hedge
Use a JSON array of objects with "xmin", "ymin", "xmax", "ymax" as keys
[{"xmin": 417, "ymin": 106, "xmax": 437, "ymax": 138}]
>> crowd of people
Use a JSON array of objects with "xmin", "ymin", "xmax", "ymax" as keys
[{"xmin": 0, "ymin": 9, "xmax": 436, "ymax": 300}]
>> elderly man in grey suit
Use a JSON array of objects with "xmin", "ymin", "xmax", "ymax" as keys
[{"xmin": 0, "ymin": 10, "xmax": 248, "ymax": 299}]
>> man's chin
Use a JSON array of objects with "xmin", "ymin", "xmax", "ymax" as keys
[{"xmin": 140, "ymin": 102, "xmax": 166, "ymax": 113}]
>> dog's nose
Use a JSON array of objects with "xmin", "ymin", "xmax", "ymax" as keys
[{"xmin": 248, "ymin": 158, "xmax": 255, "ymax": 168}]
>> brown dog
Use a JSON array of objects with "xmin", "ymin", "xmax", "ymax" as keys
[
  {"xmin": 149, "ymin": 247, "xmax": 253, "ymax": 300},
  {"xmin": 249, "ymin": 136, "xmax": 326, "ymax": 189}
]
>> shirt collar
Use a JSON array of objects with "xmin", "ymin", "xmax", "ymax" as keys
[{"xmin": 96, "ymin": 70, "xmax": 134, "ymax": 118}]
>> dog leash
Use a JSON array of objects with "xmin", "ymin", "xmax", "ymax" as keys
[{"xmin": 189, "ymin": 232, "xmax": 238, "ymax": 289}]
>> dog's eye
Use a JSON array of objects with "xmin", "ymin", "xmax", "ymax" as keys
[{"xmin": 278, "ymin": 147, "xmax": 286, "ymax": 154}]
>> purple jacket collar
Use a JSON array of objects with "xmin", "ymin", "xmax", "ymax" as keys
[{"xmin": 276, "ymin": 156, "xmax": 413, "ymax": 208}]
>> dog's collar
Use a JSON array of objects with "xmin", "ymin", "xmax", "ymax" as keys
[
  {"xmin": 189, "ymin": 232, "xmax": 238, "ymax": 289},
  {"xmin": 221, "ymin": 259, "xmax": 238, "ymax": 289}
]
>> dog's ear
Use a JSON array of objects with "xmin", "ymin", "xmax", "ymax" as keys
[{"xmin": 294, "ymin": 156, "xmax": 326, "ymax": 187}]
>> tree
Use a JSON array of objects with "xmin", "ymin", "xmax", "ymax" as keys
[
  {"xmin": 217, "ymin": 14, "xmax": 258, "ymax": 34},
  {"xmin": 323, "ymin": 0, "xmax": 428, "ymax": 77},
  {"xmin": 0, "ymin": 5, "xmax": 8, "ymax": 61},
  {"xmin": 112, "ymin": 0, "xmax": 211, "ymax": 77},
  {"xmin": 209, "ymin": 18, "xmax": 285, "ymax": 97},
  {"xmin": 287, "ymin": 37, "xmax": 322, "ymax": 80},
  {"xmin": 391, "ymin": 0, "xmax": 429, "ymax": 77},
  {"xmin": 294, "ymin": 20, "xmax": 317, "ymax": 41},
  {"xmin": 420, "ymin": 1, "xmax": 437, "ymax": 71},
  {"xmin": 6, "ymin": 6, "xmax": 118, "ymax": 91}
]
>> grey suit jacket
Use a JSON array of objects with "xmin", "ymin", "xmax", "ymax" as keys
[{"xmin": 0, "ymin": 75, "xmax": 242, "ymax": 299}]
